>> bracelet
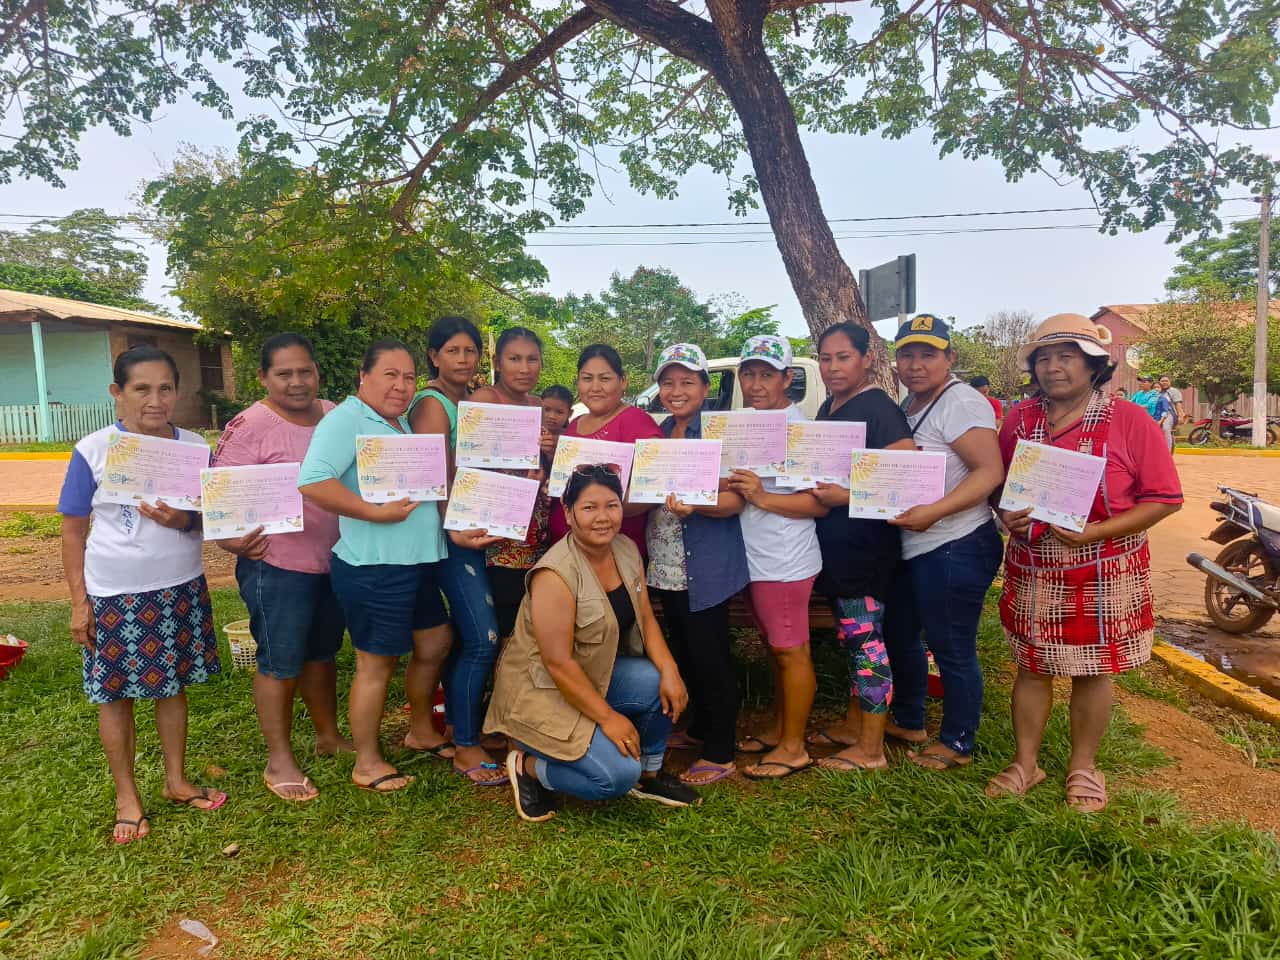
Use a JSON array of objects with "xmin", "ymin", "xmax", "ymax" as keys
[{"xmin": 181, "ymin": 512, "xmax": 198, "ymax": 533}]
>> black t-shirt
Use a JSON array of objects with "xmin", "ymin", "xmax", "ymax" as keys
[
  {"xmin": 606, "ymin": 583, "xmax": 636, "ymax": 636},
  {"xmin": 813, "ymin": 388, "xmax": 913, "ymax": 601}
]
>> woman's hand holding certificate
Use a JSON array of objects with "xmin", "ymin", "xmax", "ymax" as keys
[{"xmin": 998, "ymin": 439, "xmax": 1105, "ymax": 533}]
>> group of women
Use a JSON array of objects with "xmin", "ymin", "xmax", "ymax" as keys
[{"xmin": 61, "ymin": 309, "xmax": 1182, "ymax": 839}]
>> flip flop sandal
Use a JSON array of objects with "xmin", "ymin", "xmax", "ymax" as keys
[
  {"xmin": 353, "ymin": 770, "xmax": 415, "ymax": 793},
  {"xmin": 736, "ymin": 736, "xmax": 779, "ymax": 755},
  {"xmin": 909, "ymin": 749, "xmax": 970, "ymax": 771},
  {"xmin": 816, "ymin": 755, "xmax": 886, "ymax": 773},
  {"xmin": 403, "ymin": 740, "xmax": 455, "ymax": 761},
  {"xmin": 984, "ymin": 764, "xmax": 1047, "ymax": 798},
  {"xmin": 679, "ymin": 763, "xmax": 736, "ymax": 785},
  {"xmin": 112, "ymin": 815, "xmax": 149, "ymax": 844},
  {"xmin": 666, "ymin": 732, "xmax": 704, "ymax": 750},
  {"xmin": 884, "ymin": 731, "xmax": 929, "ymax": 749},
  {"xmin": 263, "ymin": 773, "xmax": 320, "ymax": 803},
  {"xmin": 456, "ymin": 762, "xmax": 510, "ymax": 787},
  {"xmin": 169, "ymin": 786, "xmax": 227, "ymax": 811},
  {"xmin": 806, "ymin": 727, "xmax": 860, "ymax": 748},
  {"xmin": 742, "ymin": 759, "xmax": 814, "ymax": 781},
  {"xmin": 1065, "ymin": 768, "xmax": 1107, "ymax": 813}
]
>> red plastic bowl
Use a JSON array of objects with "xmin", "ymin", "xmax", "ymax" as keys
[{"xmin": 0, "ymin": 638, "xmax": 29, "ymax": 680}]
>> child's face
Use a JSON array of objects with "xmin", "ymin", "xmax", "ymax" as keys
[{"xmin": 541, "ymin": 398, "xmax": 571, "ymax": 432}]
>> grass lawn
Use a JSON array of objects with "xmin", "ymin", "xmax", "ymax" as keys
[{"xmin": 2, "ymin": 591, "xmax": 1278, "ymax": 959}]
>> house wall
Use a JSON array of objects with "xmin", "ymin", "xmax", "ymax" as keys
[
  {"xmin": 107, "ymin": 325, "xmax": 234, "ymax": 428},
  {"xmin": 1095, "ymin": 309, "xmax": 1200, "ymax": 410},
  {"xmin": 0, "ymin": 326, "xmax": 113, "ymax": 405}
]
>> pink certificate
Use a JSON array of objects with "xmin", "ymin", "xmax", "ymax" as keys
[
  {"xmin": 443, "ymin": 467, "xmax": 541, "ymax": 541},
  {"xmin": 455, "ymin": 401, "xmax": 541, "ymax": 470},
  {"xmin": 701, "ymin": 409, "xmax": 787, "ymax": 477},
  {"xmin": 99, "ymin": 429, "xmax": 209, "ymax": 509},
  {"xmin": 627, "ymin": 439, "xmax": 722, "ymax": 506},
  {"xmin": 998, "ymin": 439, "xmax": 1106, "ymax": 533},
  {"xmin": 780, "ymin": 420, "xmax": 867, "ymax": 488},
  {"xmin": 547, "ymin": 436, "xmax": 635, "ymax": 497},
  {"xmin": 356, "ymin": 434, "xmax": 448, "ymax": 503},
  {"xmin": 847, "ymin": 450, "xmax": 947, "ymax": 518}
]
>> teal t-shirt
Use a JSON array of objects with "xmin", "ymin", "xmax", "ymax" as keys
[
  {"xmin": 410, "ymin": 388, "xmax": 458, "ymax": 450},
  {"xmin": 298, "ymin": 395, "xmax": 447, "ymax": 567}
]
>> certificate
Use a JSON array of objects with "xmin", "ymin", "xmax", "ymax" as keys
[
  {"xmin": 455, "ymin": 401, "xmax": 541, "ymax": 469},
  {"xmin": 355, "ymin": 434, "xmax": 448, "ymax": 503},
  {"xmin": 443, "ymin": 467, "xmax": 541, "ymax": 540},
  {"xmin": 99, "ymin": 429, "xmax": 209, "ymax": 509},
  {"xmin": 701, "ymin": 409, "xmax": 788, "ymax": 477},
  {"xmin": 627, "ymin": 439, "xmax": 722, "ymax": 506},
  {"xmin": 847, "ymin": 450, "xmax": 947, "ymax": 519},
  {"xmin": 998, "ymin": 439, "xmax": 1105, "ymax": 533},
  {"xmin": 200, "ymin": 463, "xmax": 304, "ymax": 540},
  {"xmin": 547, "ymin": 436, "xmax": 635, "ymax": 498},
  {"xmin": 780, "ymin": 420, "xmax": 867, "ymax": 488}
]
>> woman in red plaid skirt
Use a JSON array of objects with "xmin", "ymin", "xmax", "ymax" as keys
[{"xmin": 988, "ymin": 315, "xmax": 1182, "ymax": 812}]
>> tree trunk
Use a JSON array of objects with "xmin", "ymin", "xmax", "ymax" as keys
[{"xmin": 704, "ymin": 15, "xmax": 894, "ymax": 391}]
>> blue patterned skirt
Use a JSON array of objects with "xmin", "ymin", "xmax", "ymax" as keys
[{"xmin": 83, "ymin": 575, "xmax": 221, "ymax": 704}]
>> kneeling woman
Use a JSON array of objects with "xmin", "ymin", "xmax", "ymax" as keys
[{"xmin": 485, "ymin": 466, "xmax": 699, "ymax": 821}]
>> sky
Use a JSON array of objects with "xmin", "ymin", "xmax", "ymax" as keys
[{"xmin": 5, "ymin": 60, "xmax": 1278, "ymax": 343}]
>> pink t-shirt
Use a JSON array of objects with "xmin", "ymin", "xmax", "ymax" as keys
[
  {"xmin": 998, "ymin": 398, "xmax": 1183, "ymax": 518},
  {"xmin": 548, "ymin": 404, "xmax": 663, "ymax": 554},
  {"xmin": 212, "ymin": 400, "xmax": 340, "ymax": 574}
]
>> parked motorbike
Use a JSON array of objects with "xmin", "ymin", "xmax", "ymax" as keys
[
  {"xmin": 1186, "ymin": 410, "xmax": 1279, "ymax": 446},
  {"xmin": 1186, "ymin": 486, "xmax": 1280, "ymax": 633}
]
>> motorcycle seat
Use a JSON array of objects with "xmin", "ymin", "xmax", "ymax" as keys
[{"xmin": 1253, "ymin": 499, "xmax": 1280, "ymax": 533}]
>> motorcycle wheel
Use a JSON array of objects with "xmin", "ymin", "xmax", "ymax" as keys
[
  {"xmin": 1204, "ymin": 540, "xmax": 1277, "ymax": 634},
  {"xmin": 1187, "ymin": 426, "xmax": 1211, "ymax": 446}
]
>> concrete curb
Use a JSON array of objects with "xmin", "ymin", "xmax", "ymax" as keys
[
  {"xmin": 0, "ymin": 452, "xmax": 71, "ymax": 461},
  {"xmin": 1174, "ymin": 448, "xmax": 1280, "ymax": 458},
  {"xmin": 1151, "ymin": 642, "xmax": 1280, "ymax": 728},
  {"xmin": 0, "ymin": 503, "xmax": 58, "ymax": 512}
]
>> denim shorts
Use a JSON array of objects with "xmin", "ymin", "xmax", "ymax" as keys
[
  {"xmin": 235, "ymin": 558, "xmax": 345, "ymax": 680},
  {"xmin": 329, "ymin": 555, "xmax": 450, "ymax": 657}
]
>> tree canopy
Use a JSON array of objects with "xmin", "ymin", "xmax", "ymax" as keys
[
  {"xmin": 1166, "ymin": 216, "xmax": 1280, "ymax": 300},
  {"xmin": 8, "ymin": 1, "xmax": 1278, "ymax": 380}
]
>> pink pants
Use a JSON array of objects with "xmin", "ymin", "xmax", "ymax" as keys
[{"xmin": 744, "ymin": 577, "xmax": 817, "ymax": 650}]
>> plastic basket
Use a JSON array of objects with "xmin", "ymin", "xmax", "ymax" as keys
[
  {"xmin": 0, "ymin": 636, "xmax": 29, "ymax": 681},
  {"xmin": 223, "ymin": 620, "xmax": 257, "ymax": 672}
]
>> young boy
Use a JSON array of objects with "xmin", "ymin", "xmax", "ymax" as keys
[{"xmin": 539, "ymin": 386, "xmax": 573, "ymax": 467}]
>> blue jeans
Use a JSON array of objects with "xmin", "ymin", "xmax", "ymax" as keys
[
  {"xmin": 526, "ymin": 657, "xmax": 671, "ymax": 801},
  {"xmin": 883, "ymin": 521, "xmax": 1003, "ymax": 756},
  {"xmin": 438, "ymin": 545, "xmax": 501, "ymax": 747}
]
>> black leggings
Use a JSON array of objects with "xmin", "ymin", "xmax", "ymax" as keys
[
  {"xmin": 487, "ymin": 565, "xmax": 528, "ymax": 639},
  {"xmin": 652, "ymin": 588, "xmax": 737, "ymax": 764}
]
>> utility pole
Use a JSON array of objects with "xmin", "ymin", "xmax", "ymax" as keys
[{"xmin": 1254, "ymin": 187, "xmax": 1272, "ymax": 448}]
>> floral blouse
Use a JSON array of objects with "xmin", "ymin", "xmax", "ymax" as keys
[{"xmin": 644, "ymin": 505, "xmax": 687, "ymax": 591}]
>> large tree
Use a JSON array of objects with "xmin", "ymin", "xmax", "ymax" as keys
[
  {"xmin": 6, "ymin": 2, "xmax": 1278, "ymax": 384},
  {"xmin": 1166, "ymin": 217, "xmax": 1280, "ymax": 301},
  {"xmin": 0, "ymin": 208, "xmax": 152, "ymax": 306}
]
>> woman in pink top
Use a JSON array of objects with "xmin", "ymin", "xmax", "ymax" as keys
[
  {"xmin": 548, "ymin": 344, "xmax": 662, "ymax": 555},
  {"xmin": 213, "ymin": 333, "xmax": 350, "ymax": 802}
]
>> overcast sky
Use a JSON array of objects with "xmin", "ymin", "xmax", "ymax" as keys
[{"xmin": 6, "ymin": 70, "xmax": 1277, "ymax": 343}]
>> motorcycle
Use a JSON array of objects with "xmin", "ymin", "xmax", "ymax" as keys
[
  {"xmin": 1186, "ymin": 410, "xmax": 1279, "ymax": 446},
  {"xmin": 1186, "ymin": 486, "xmax": 1280, "ymax": 633}
]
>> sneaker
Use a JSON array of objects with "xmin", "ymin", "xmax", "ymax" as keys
[
  {"xmin": 506, "ymin": 750, "xmax": 557, "ymax": 823},
  {"xmin": 628, "ymin": 770, "xmax": 701, "ymax": 808}
]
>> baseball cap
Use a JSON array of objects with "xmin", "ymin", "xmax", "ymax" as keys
[
  {"xmin": 894, "ymin": 314, "xmax": 951, "ymax": 350},
  {"xmin": 739, "ymin": 334, "xmax": 792, "ymax": 371},
  {"xmin": 654, "ymin": 342, "xmax": 709, "ymax": 381}
]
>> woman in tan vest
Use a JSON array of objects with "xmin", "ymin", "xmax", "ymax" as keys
[{"xmin": 485, "ymin": 465, "xmax": 699, "ymax": 822}]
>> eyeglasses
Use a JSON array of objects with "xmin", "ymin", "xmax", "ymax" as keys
[{"xmin": 572, "ymin": 462, "xmax": 622, "ymax": 478}]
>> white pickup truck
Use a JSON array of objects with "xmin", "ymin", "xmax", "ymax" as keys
[{"xmin": 634, "ymin": 355, "xmax": 826, "ymax": 423}]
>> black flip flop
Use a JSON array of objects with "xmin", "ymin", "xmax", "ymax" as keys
[
  {"xmin": 910, "ymin": 749, "xmax": 970, "ymax": 771},
  {"xmin": 353, "ymin": 770, "xmax": 415, "ymax": 793},
  {"xmin": 404, "ymin": 740, "xmax": 454, "ymax": 761},
  {"xmin": 817, "ymin": 755, "xmax": 886, "ymax": 773},
  {"xmin": 112, "ymin": 815, "xmax": 150, "ymax": 845},
  {"xmin": 806, "ymin": 728, "xmax": 856, "ymax": 748},
  {"xmin": 884, "ymin": 731, "xmax": 929, "ymax": 749},
  {"xmin": 743, "ymin": 759, "xmax": 813, "ymax": 781},
  {"xmin": 736, "ymin": 736, "xmax": 779, "ymax": 755},
  {"xmin": 168, "ymin": 786, "xmax": 227, "ymax": 810}
]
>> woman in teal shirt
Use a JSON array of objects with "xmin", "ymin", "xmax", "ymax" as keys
[{"xmin": 299, "ymin": 340, "xmax": 453, "ymax": 793}]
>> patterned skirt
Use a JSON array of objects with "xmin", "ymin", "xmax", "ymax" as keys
[
  {"xmin": 999, "ymin": 532, "xmax": 1154, "ymax": 677},
  {"xmin": 83, "ymin": 575, "xmax": 221, "ymax": 704}
]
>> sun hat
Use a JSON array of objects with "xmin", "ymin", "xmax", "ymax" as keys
[
  {"xmin": 1016, "ymin": 314, "xmax": 1113, "ymax": 371},
  {"xmin": 654, "ymin": 342, "xmax": 709, "ymax": 381},
  {"xmin": 739, "ymin": 334, "xmax": 792, "ymax": 371},
  {"xmin": 894, "ymin": 314, "xmax": 951, "ymax": 350}
]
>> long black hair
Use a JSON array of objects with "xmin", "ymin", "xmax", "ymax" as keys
[
  {"xmin": 113, "ymin": 345, "xmax": 180, "ymax": 388},
  {"xmin": 426, "ymin": 315, "xmax": 483, "ymax": 377},
  {"xmin": 577, "ymin": 343, "xmax": 624, "ymax": 376},
  {"xmin": 260, "ymin": 332, "xmax": 316, "ymax": 372},
  {"xmin": 492, "ymin": 326, "xmax": 542, "ymax": 385},
  {"xmin": 816, "ymin": 322, "xmax": 870, "ymax": 355}
]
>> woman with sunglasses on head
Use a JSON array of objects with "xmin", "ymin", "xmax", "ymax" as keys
[
  {"xmin": 644, "ymin": 344, "xmax": 750, "ymax": 786},
  {"xmin": 298, "ymin": 340, "xmax": 452, "ymax": 794},
  {"xmin": 467, "ymin": 327, "xmax": 554, "ymax": 643},
  {"xmin": 806, "ymin": 323, "xmax": 917, "ymax": 773},
  {"xmin": 486, "ymin": 464, "xmax": 698, "ymax": 821},
  {"xmin": 548, "ymin": 343, "xmax": 663, "ymax": 556},
  {"xmin": 882, "ymin": 314, "xmax": 1005, "ymax": 774},
  {"xmin": 407, "ymin": 315, "xmax": 507, "ymax": 786}
]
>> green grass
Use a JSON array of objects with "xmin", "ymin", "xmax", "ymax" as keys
[
  {"xmin": 0, "ymin": 442, "xmax": 75, "ymax": 454},
  {"xmin": 0, "ymin": 512, "xmax": 62, "ymax": 539},
  {"xmin": 1, "ymin": 592, "xmax": 1278, "ymax": 959}
]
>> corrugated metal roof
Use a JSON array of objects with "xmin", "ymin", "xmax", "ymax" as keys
[{"xmin": 0, "ymin": 288, "xmax": 200, "ymax": 332}]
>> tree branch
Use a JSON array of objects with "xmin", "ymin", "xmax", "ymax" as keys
[
  {"xmin": 582, "ymin": 0, "xmax": 722, "ymax": 70},
  {"xmin": 0, "ymin": 0, "xmax": 45, "ymax": 49}
]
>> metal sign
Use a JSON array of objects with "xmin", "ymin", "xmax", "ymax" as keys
[{"xmin": 858, "ymin": 254, "xmax": 916, "ymax": 322}]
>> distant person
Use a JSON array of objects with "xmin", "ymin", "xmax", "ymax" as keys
[
  {"xmin": 539, "ymin": 385, "xmax": 574, "ymax": 467},
  {"xmin": 1130, "ymin": 376, "xmax": 1160, "ymax": 419},
  {"xmin": 1158, "ymin": 375, "xmax": 1185, "ymax": 451},
  {"xmin": 969, "ymin": 375, "xmax": 1003, "ymax": 420},
  {"xmin": 1112, "ymin": 387, "xmax": 1128, "ymax": 401},
  {"xmin": 60, "ymin": 345, "xmax": 226, "ymax": 843}
]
